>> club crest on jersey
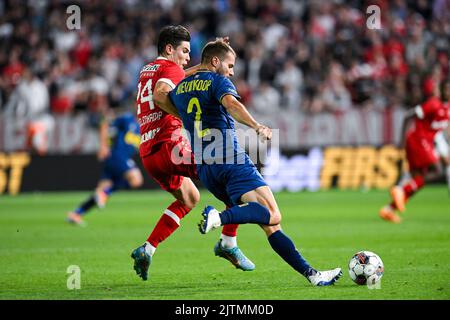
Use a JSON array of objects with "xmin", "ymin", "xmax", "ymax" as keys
[{"xmin": 141, "ymin": 64, "xmax": 159, "ymax": 73}]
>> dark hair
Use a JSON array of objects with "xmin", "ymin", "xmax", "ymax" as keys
[
  {"xmin": 201, "ymin": 40, "xmax": 236, "ymax": 64},
  {"xmin": 157, "ymin": 25, "xmax": 191, "ymax": 55}
]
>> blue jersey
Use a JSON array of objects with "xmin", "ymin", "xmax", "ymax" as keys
[
  {"xmin": 169, "ymin": 71, "xmax": 267, "ymax": 206},
  {"xmin": 169, "ymin": 70, "xmax": 246, "ymax": 164},
  {"xmin": 108, "ymin": 112, "xmax": 140, "ymax": 159}
]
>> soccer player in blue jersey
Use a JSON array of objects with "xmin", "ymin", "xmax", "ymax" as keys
[
  {"xmin": 66, "ymin": 110, "xmax": 143, "ymax": 226},
  {"xmin": 166, "ymin": 40, "xmax": 342, "ymax": 286}
]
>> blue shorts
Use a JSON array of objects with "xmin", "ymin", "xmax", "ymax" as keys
[
  {"xmin": 100, "ymin": 155, "xmax": 137, "ymax": 188},
  {"xmin": 197, "ymin": 156, "xmax": 267, "ymax": 207}
]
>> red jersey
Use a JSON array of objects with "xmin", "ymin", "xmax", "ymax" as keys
[
  {"xmin": 136, "ymin": 57, "xmax": 185, "ymax": 157},
  {"xmin": 410, "ymin": 96, "xmax": 449, "ymax": 141}
]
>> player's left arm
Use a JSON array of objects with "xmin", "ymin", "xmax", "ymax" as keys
[
  {"xmin": 153, "ymin": 81, "xmax": 181, "ymax": 117},
  {"xmin": 221, "ymin": 94, "xmax": 272, "ymax": 140}
]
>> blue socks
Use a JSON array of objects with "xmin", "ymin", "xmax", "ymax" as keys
[
  {"xmin": 219, "ymin": 202, "xmax": 271, "ymax": 225},
  {"xmin": 103, "ymin": 186, "xmax": 115, "ymax": 196},
  {"xmin": 217, "ymin": 203, "xmax": 316, "ymax": 278},
  {"xmin": 268, "ymin": 230, "xmax": 316, "ymax": 277},
  {"xmin": 74, "ymin": 185, "xmax": 116, "ymax": 215},
  {"xmin": 75, "ymin": 196, "xmax": 96, "ymax": 215}
]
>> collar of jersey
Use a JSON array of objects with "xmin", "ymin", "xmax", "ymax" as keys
[{"xmin": 156, "ymin": 56, "xmax": 169, "ymax": 61}]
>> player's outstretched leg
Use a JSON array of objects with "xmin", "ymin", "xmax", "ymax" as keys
[
  {"xmin": 214, "ymin": 224, "xmax": 255, "ymax": 271},
  {"xmin": 131, "ymin": 200, "xmax": 191, "ymax": 280},
  {"xmin": 266, "ymin": 228, "xmax": 342, "ymax": 286},
  {"xmin": 130, "ymin": 244, "xmax": 152, "ymax": 281}
]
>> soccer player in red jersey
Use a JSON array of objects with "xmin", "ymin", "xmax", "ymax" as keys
[
  {"xmin": 436, "ymin": 79, "xmax": 450, "ymax": 192},
  {"xmin": 131, "ymin": 26, "xmax": 253, "ymax": 281},
  {"xmin": 380, "ymin": 77, "xmax": 450, "ymax": 223}
]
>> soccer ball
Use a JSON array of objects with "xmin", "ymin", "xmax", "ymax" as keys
[{"xmin": 348, "ymin": 251, "xmax": 384, "ymax": 285}]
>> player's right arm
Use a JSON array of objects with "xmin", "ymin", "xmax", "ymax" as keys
[
  {"xmin": 97, "ymin": 118, "xmax": 111, "ymax": 161},
  {"xmin": 152, "ymin": 81, "xmax": 180, "ymax": 117},
  {"xmin": 221, "ymin": 94, "xmax": 272, "ymax": 140}
]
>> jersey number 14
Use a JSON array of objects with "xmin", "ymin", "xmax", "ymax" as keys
[{"xmin": 136, "ymin": 79, "xmax": 155, "ymax": 115}]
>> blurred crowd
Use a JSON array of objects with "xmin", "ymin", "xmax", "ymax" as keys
[{"xmin": 0, "ymin": 0, "xmax": 449, "ymax": 126}]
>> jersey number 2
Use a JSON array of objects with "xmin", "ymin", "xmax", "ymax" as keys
[
  {"xmin": 188, "ymin": 97, "xmax": 210, "ymax": 138},
  {"xmin": 137, "ymin": 79, "xmax": 155, "ymax": 115}
]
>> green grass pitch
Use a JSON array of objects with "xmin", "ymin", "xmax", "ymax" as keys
[{"xmin": 0, "ymin": 186, "xmax": 449, "ymax": 300}]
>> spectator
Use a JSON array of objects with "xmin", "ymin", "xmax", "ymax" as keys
[
  {"xmin": 251, "ymin": 81, "xmax": 281, "ymax": 115},
  {"xmin": 275, "ymin": 58, "xmax": 303, "ymax": 112},
  {"xmin": 0, "ymin": 0, "xmax": 448, "ymax": 153},
  {"xmin": 321, "ymin": 62, "xmax": 352, "ymax": 113}
]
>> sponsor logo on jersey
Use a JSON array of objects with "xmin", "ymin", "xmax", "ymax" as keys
[
  {"xmin": 140, "ymin": 128, "xmax": 160, "ymax": 144},
  {"xmin": 141, "ymin": 64, "xmax": 159, "ymax": 73},
  {"xmin": 431, "ymin": 119, "xmax": 449, "ymax": 130}
]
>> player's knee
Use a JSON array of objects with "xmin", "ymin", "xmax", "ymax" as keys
[
  {"xmin": 269, "ymin": 210, "xmax": 282, "ymax": 225},
  {"xmin": 182, "ymin": 189, "xmax": 200, "ymax": 210},
  {"xmin": 191, "ymin": 190, "xmax": 201, "ymax": 207},
  {"xmin": 261, "ymin": 224, "xmax": 281, "ymax": 237},
  {"xmin": 193, "ymin": 189, "xmax": 200, "ymax": 205},
  {"xmin": 129, "ymin": 175, "xmax": 144, "ymax": 188}
]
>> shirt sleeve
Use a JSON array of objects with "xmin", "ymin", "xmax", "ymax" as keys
[
  {"xmin": 414, "ymin": 105, "xmax": 424, "ymax": 119},
  {"xmin": 168, "ymin": 89, "xmax": 176, "ymax": 106},
  {"xmin": 213, "ymin": 76, "xmax": 241, "ymax": 103},
  {"xmin": 156, "ymin": 64, "xmax": 185, "ymax": 89},
  {"xmin": 417, "ymin": 98, "xmax": 440, "ymax": 119}
]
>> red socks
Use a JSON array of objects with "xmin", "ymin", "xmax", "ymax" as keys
[
  {"xmin": 147, "ymin": 202, "xmax": 240, "ymax": 248},
  {"xmin": 390, "ymin": 175, "xmax": 425, "ymax": 209},
  {"xmin": 221, "ymin": 205, "xmax": 238, "ymax": 236},
  {"xmin": 403, "ymin": 175, "xmax": 425, "ymax": 201},
  {"xmin": 221, "ymin": 224, "xmax": 239, "ymax": 237},
  {"xmin": 147, "ymin": 200, "xmax": 190, "ymax": 248}
]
